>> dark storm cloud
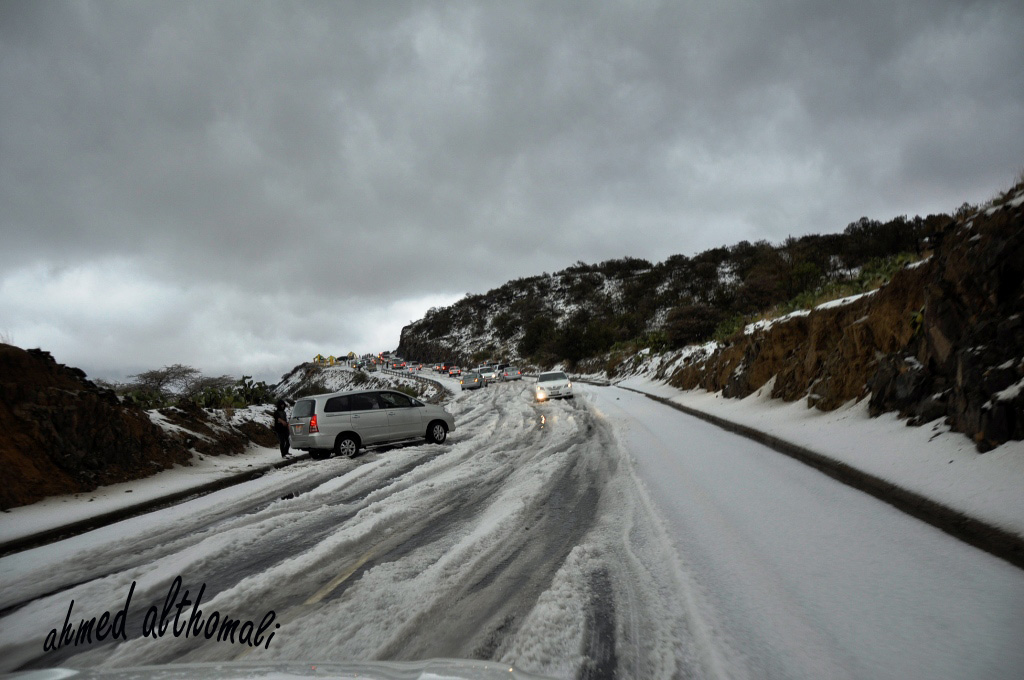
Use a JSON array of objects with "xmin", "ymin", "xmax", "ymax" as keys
[{"xmin": 2, "ymin": 0, "xmax": 1022, "ymax": 379}]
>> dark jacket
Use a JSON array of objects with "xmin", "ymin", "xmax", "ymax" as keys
[{"xmin": 273, "ymin": 406, "xmax": 289, "ymax": 435}]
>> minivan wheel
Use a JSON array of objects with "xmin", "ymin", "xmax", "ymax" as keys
[
  {"xmin": 426, "ymin": 421, "xmax": 448, "ymax": 444},
  {"xmin": 334, "ymin": 434, "xmax": 359, "ymax": 458}
]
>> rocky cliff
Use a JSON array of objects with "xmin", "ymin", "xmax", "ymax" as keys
[
  {"xmin": 0, "ymin": 344, "xmax": 275, "ymax": 509},
  {"xmin": 662, "ymin": 183, "xmax": 1024, "ymax": 451}
]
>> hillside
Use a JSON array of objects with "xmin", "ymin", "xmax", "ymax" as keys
[
  {"xmin": 274, "ymin": 362, "xmax": 444, "ymax": 403},
  {"xmin": 398, "ymin": 212, "xmax": 946, "ymax": 367},
  {"xmin": 650, "ymin": 184, "xmax": 1024, "ymax": 451},
  {"xmin": 398, "ymin": 181, "xmax": 1024, "ymax": 451}
]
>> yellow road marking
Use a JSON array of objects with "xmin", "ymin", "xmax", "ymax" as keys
[
  {"xmin": 233, "ymin": 547, "xmax": 379, "ymax": 661},
  {"xmin": 304, "ymin": 549, "xmax": 377, "ymax": 605}
]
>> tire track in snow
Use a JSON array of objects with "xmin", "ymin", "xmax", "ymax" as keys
[{"xmin": 4, "ymin": 381, "xmax": 696, "ymax": 679}]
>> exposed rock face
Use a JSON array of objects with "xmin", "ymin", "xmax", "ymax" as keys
[
  {"xmin": 669, "ymin": 264, "xmax": 927, "ymax": 407},
  {"xmin": 667, "ymin": 184, "xmax": 1024, "ymax": 452},
  {"xmin": 0, "ymin": 344, "xmax": 275, "ymax": 509},
  {"xmin": 894, "ymin": 190, "xmax": 1024, "ymax": 450}
]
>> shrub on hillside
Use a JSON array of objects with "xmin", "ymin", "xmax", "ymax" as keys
[{"xmin": 666, "ymin": 304, "xmax": 725, "ymax": 347}]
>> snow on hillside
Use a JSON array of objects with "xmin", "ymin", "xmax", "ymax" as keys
[{"xmin": 275, "ymin": 363, "xmax": 443, "ymax": 403}]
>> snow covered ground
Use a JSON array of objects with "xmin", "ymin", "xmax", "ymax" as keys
[
  {"xmin": 2, "ymin": 371, "xmax": 1022, "ymax": 679},
  {"xmin": 0, "ymin": 444, "xmax": 287, "ymax": 546},
  {"xmin": 0, "ymin": 370, "xmax": 443, "ymax": 549},
  {"xmin": 588, "ymin": 385, "xmax": 1024, "ymax": 679},
  {"xmin": 1, "ymin": 379, "xmax": 687, "ymax": 678},
  {"xmin": 615, "ymin": 375, "xmax": 1024, "ymax": 539}
]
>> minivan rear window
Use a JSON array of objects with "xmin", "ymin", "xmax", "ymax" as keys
[{"xmin": 292, "ymin": 400, "xmax": 315, "ymax": 418}]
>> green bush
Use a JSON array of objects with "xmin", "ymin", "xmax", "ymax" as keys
[
  {"xmin": 773, "ymin": 252, "xmax": 920, "ymax": 317},
  {"xmin": 713, "ymin": 313, "xmax": 749, "ymax": 343},
  {"xmin": 394, "ymin": 384, "xmax": 421, "ymax": 398}
]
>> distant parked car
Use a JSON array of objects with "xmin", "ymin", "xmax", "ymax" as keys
[
  {"xmin": 288, "ymin": 389, "xmax": 456, "ymax": 459},
  {"xmin": 460, "ymin": 372, "xmax": 484, "ymax": 390},
  {"xmin": 502, "ymin": 366, "xmax": 522, "ymax": 381},
  {"xmin": 535, "ymin": 371, "xmax": 573, "ymax": 401}
]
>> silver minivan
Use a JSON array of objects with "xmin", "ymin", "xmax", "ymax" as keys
[{"xmin": 288, "ymin": 389, "xmax": 456, "ymax": 459}]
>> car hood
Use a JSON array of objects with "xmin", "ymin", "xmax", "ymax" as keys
[{"xmin": 8, "ymin": 659, "xmax": 554, "ymax": 680}]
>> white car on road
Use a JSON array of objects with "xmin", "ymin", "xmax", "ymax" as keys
[{"xmin": 535, "ymin": 371, "xmax": 573, "ymax": 401}]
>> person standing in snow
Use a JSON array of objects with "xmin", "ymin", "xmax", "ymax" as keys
[{"xmin": 274, "ymin": 400, "xmax": 292, "ymax": 458}]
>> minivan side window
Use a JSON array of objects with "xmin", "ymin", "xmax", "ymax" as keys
[
  {"xmin": 379, "ymin": 391, "xmax": 413, "ymax": 408},
  {"xmin": 349, "ymin": 393, "xmax": 380, "ymax": 411},
  {"xmin": 325, "ymin": 395, "xmax": 351, "ymax": 413}
]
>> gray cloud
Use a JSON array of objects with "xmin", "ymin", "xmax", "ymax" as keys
[{"xmin": 2, "ymin": 0, "xmax": 1022, "ymax": 381}]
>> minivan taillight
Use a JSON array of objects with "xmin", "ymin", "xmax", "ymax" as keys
[{"xmin": 309, "ymin": 414, "xmax": 319, "ymax": 433}]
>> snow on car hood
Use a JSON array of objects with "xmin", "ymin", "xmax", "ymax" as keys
[{"xmin": 8, "ymin": 659, "xmax": 555, "ymax": 680}]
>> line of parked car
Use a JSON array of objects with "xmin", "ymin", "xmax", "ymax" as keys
[
  {"xmin": 379, "ymin": 358, "xmax": 576, "ymax": 403},
  {"xmin": 458, "ymin": 364, "xmax": 524, "ymax": 390},
  {"xmin": 443, "ymin": 362, "xmax": 572, "ymax": 401}
]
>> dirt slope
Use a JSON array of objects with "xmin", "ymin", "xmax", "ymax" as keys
[{"xmin": 0, "ymin": 345, "xmax": 273, "ymax": 509}]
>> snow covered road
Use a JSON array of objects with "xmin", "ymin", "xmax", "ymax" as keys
[
  {"xmin": 588, "ymin": 385, "xmax": 1024, "ymax": 679},
  {"xmin": 1, "ymin": 379, "xmax": 1022, "ymax": 679},
  {"xmin": 0, "ymin": 381, "xmax": 692, "ymax": 678}
]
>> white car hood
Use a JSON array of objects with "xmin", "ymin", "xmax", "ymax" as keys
[{"xmin": 9, "ymin": 659, "xmax": 554, "ymax": 680}]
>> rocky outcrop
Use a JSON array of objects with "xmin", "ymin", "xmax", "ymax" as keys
[
  {"xmin": 0, "ymin": 344, "xmax": 275, "ymax": 509},
  {"xmin": 877, "ymin": 187, "xmax": 1024, "ymax": 450},
  {"xmin": 666, "ymin": 184, "xmax": 1024, "ymax": 452}
]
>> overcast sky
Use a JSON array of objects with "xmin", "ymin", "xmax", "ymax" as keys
[{"xmin": 2, "ymin": 0, "xmax": 1022, "ymax": 384}]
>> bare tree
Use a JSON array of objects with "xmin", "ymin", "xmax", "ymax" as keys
[
  {"xmin": 184, "ymin": 374, "xmax": 235, "ymax": 399},
  {"xmin": 129, "ymin": 364, "xmax": 202, "ymax": 400}
]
